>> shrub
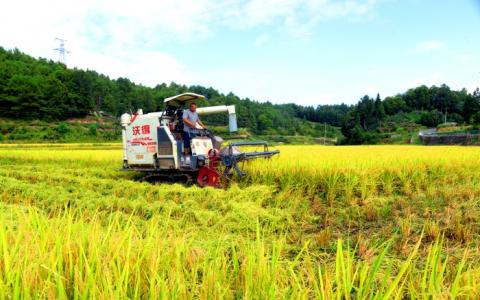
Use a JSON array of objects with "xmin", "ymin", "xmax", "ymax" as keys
[
  {"xmin": 447, "ymin": 112, "xmax": 464, "ymax": 124},
  {"xmin": 419, "ymin": 110, "xmax": 443, "ymax": 127},
  {"xmin": 88, "ymin": 124, "xmax": 98, "ymax": 136},
  {"xmin": 471, "ymin": 111, "xmax": 480, "ymax": 126},
  {"xmin": 57, "ymin": 122, "xmax": 70, "ymax": 136}
]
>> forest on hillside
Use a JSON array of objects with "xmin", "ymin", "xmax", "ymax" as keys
[
  {"xmin": 341, "ymin": 86, "xmax": 480, "ymax": 144},
  {"xmin": 0, "ymin": 47, "xmax": 345, "ymax": 138},
  {"xmin": 0, "ymin": 47, "xmax": 479, "ymax": 144}
]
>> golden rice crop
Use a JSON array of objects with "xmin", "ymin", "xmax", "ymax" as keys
[{"xmin": 1, "ymin": 144, "xmax": 480, "ymax": 298}]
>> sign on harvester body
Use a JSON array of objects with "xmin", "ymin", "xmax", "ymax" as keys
[{"xmin": 126, "ymin": 117, "xmax": 159, "ymax": 165}]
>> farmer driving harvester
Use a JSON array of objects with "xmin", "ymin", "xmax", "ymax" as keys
[{"xmin": 183, "ymin": 102, "xmax": 207, "ymax": 157}]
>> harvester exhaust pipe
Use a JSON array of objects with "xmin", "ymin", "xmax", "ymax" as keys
[
  {"xmin": 197, "ymin": 105, "xmax": 238, "ymax": 133},
  {"xmin": 120, "ymin": 113, "xmax": 131, "ymax": 168}
]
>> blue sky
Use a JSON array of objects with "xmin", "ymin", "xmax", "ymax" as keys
[{"xmin": 0, "ymin": 0, "xmax": 479, "ymax": 105}]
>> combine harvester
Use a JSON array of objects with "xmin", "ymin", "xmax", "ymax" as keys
[{"xmin": 121, "ymin": 93, "xmax": 279, "ymax": 187}]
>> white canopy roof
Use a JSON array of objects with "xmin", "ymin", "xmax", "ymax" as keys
[{"xmin": 164, "ymin": 93, "xmax": 205, "ymax": 107}]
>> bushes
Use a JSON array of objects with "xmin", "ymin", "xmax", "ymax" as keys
[
  {"xmin": 471, "ymin": 111, "xmax": 480, "ymax": 126},
  {"xmin": 88, "ymin": 123, "xmax": 98, "ymax": 136},
  {"xmin": 420, "ymin": 110, "xmax": 444, "ymax": 127},
  {"xmin": 0, "ymin": 119, "xmax": 119, "ymax": 142},
  {"xmin": 419, "ymin": 110, "xmax": 464, "ymax": 128},
  {"xmin": 56, "ymin": 122, "xmax": 70, "ymax": 136},
  {"xmin": 447, "ymin": 112, "xmax": 464, "ymax": 124}
]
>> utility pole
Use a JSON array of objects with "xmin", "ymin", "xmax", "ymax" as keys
[
  {"xmin": 53, "ymin": 38, "xmax": 70, "ymax": 64},
  {"xmin": 323, "ymin": 122, "xmax": 327, "ymax": 145},
  {"xmin": 444, "ymin": 107, "xmax": 447, "ymax": 124}
]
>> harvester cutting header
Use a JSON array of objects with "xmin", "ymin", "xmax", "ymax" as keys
[{"xmin": 121, "ymin": 93, "xmax": 279, "ymax": 187}]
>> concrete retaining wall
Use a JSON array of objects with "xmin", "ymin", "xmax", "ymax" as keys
[{"xmin": 419, "ymin": 134, "xmax": 480, "ymax": 145}]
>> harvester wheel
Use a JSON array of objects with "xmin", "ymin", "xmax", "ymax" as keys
[{"xmin": 197, "ymin": 167, "xmax": 221, "ymax": 187}]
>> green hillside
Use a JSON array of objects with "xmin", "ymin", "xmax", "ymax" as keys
[
  {"xmin": 0, "ymin": 47, "xmax": 345, "ymax": 142},
  {"xmin": 1, "ymin": 46, "xmax": 479, "ymax": 144}
]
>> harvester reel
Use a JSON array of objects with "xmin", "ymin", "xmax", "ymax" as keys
[{"xmin": 222, "ymin": 157, "xmax": 247, "ymax": 179}]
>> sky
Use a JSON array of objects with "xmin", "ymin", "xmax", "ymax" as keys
[{"xmin": 0, "ymin": 0, "xmax": 479, "ymax": 106}]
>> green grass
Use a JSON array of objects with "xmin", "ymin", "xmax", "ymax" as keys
[{"xmin": 0, "ymin": 118, "xmax": 120, "ymax": 143}]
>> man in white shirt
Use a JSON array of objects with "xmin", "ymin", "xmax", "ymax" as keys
[{"xmin": 183, "ymin": 102, "xmax": 206, "ymax": 156}]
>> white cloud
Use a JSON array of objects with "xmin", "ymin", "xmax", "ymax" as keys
[
  {"xmin": 68, "ymin": 50, "xmax": 191, "ymax": 87},
  {"xmin": 0, "ymin": 0, "xmax": 207, "ymax": 86},
  {"xmin": 223, "ymin": 0, "xmax": 378, "ymax": 38},
  {"xmin": 410, "ymin": 40, "xmax": 445, "ymax": 53},
  {"xmin": 0, "ymin": 0, "xmax": 383, "ymax": 103}
]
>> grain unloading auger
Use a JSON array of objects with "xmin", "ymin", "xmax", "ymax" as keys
[{"xmin": 120, "ymin": 93, "xmax": 279, "ymax": 187}]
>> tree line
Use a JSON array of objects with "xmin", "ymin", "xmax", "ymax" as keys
[
  {"xmin": 0, "ymin": 47, "xmax": 345, "ymax": 137},
  {"xmin": 1, "ymin": 47, "xmax": 478, "ymax": 143},
  {"xmin": 341, "ymin": 86, "xmax": 480, "ymax": 144}
]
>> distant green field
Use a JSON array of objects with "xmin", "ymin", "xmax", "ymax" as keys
[
  {"xmin": 0, "ymin": 118, "xmax": 119, "ymax": 143},
  {"xmin": 0, "ymin": 144, "xmax": 480, "ymax": 298},
  {"xmin": 0, "ymin": 118, "xmax": 343, "ymax": 145}
]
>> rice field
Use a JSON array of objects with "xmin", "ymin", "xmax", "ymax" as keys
[{"xmin": 1, "ymin": 144, "xmax": 480, "ymax": 298}]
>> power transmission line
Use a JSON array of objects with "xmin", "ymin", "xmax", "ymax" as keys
[{"xmin": 53, "ymin": 38, "xmax": 70, "ymax": 64}]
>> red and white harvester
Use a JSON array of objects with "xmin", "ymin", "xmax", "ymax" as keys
[{"xmin": 121, "ymin": 93, "xmax": 279, "ymax": 187}]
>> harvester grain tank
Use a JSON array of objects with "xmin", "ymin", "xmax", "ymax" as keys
[{"xmin": 121, "ymin": 93, "xmax": 279, "ymax": 187}]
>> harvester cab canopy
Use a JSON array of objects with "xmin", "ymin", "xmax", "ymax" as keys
[{"xmin": 164, "ymin": 93, "xmax": 205, "ymax": 107}]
